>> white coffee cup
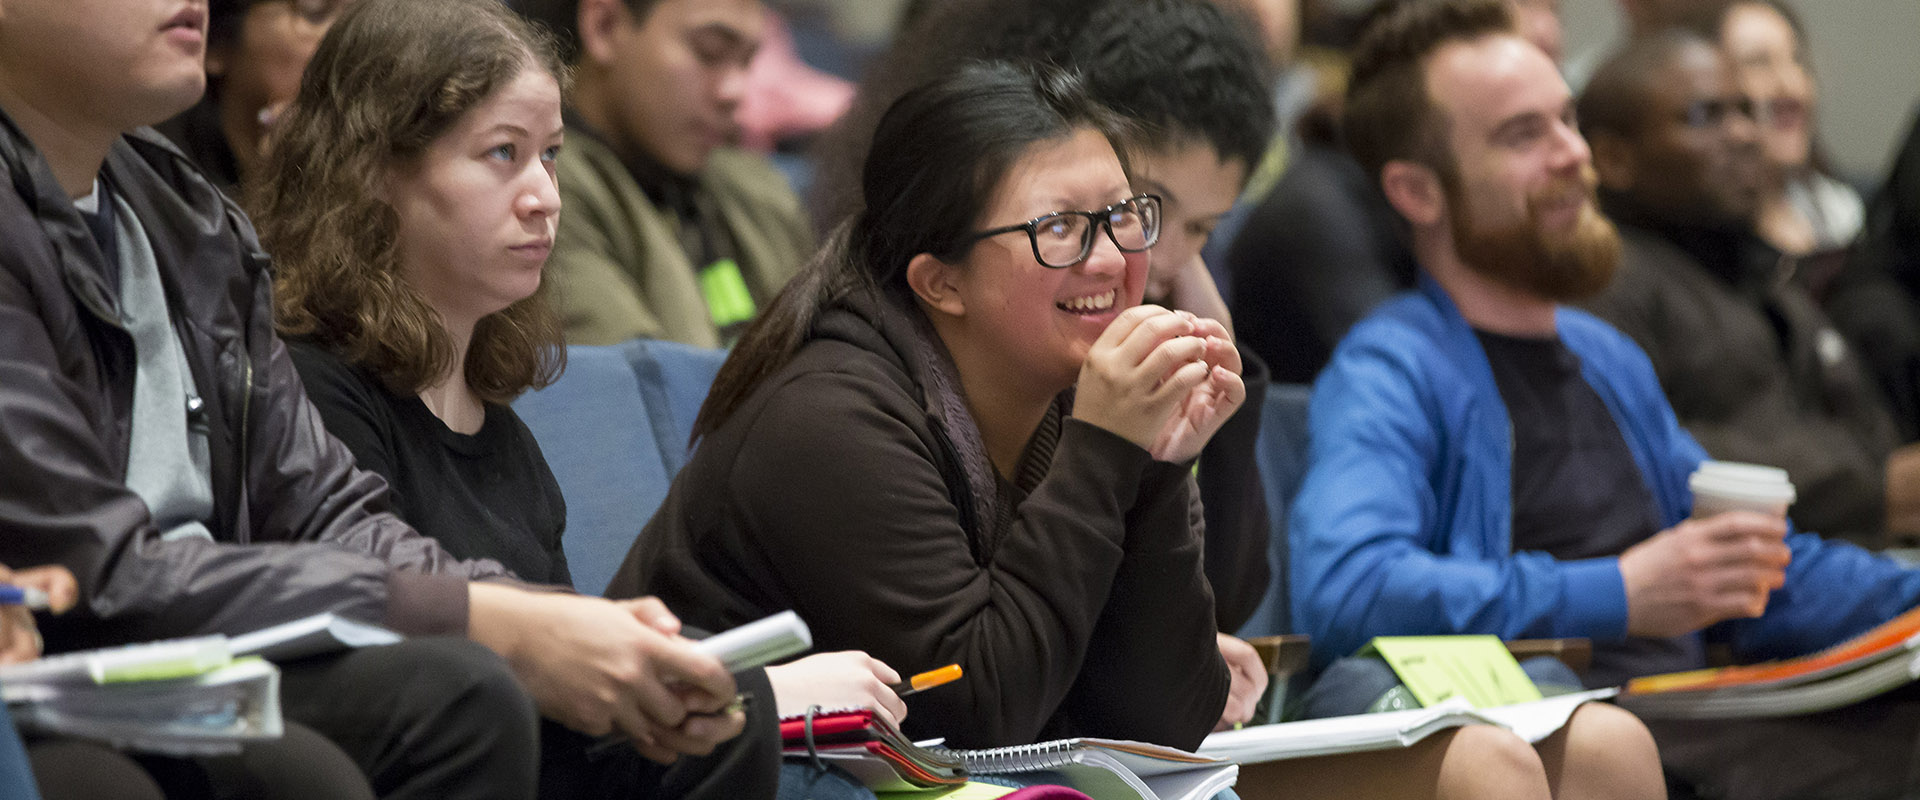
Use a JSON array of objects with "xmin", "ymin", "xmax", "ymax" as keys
[{"xmin": 1689, "ymin": 460, "xmax": 1796, "ymax": 519}]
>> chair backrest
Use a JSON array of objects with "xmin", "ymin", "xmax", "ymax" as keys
[
  {"xmin": 1234, "ymin": 382, "xmax": 1314, "ymax": 639},
  {"xmin": 623, "ymin": 338, "xmax": 730, "ymax": 467},
  {"xmin": 514, "ymin": 345, "xmax": 672, "ymax": 596}
]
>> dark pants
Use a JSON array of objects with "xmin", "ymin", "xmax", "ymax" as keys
[
  {"xmin": 27, "ymin": 723, "xmax": 375, "ymax": 800},
  {"xmin": 536, "ymin": 665, "xmax": 780, "ymax": 800},
  {"xmin": 277, "ymin": 636, "xmax": 540, "ymax": 800},
  {"xmin": 1647, "ymin": 681, "xmax": 1920, "ymax": 800}
]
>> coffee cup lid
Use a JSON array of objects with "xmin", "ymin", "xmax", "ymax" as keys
[
  {"xmin": 1689, "ymin": 461, "xmax": 1796, "ymax": 506},
  {"xmin": 1694, "ymin": 460, "xmax": 1790, "ymax": 484}
]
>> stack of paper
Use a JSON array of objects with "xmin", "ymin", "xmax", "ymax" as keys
[
  {"xmin": 0, "ymin": 613, "xmax": 401, "ymax": 755},
  {"xmin": 1198, "ymin": 689, "xmax": 1618, "ymax": 764},
  {"xmin": 781, "ymin": 707, "xmax": 966, "ymax": 790},
  {"xmin": 934, "ymin": 739, "xmax": 1237, "ymax": 800},
  {"xmin": 1621, "ymin": 605, "xmax": 1920, "ymax": 718},
  {"xmin": 781, "ymin": 708, "xmax": 1236, "ymax": 800}
]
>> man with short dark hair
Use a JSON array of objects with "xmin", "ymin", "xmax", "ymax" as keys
[
  {"xmin": 517, "ymin": 0, "xmax": 811, "ymax": 348},
  {"xmin": 1578, "ymin": 31, "xmax": 1908, "ymax": 550},
  {"xmin": 1291, "ymin": 1, "xmax": 1920, "ymax": 795}
]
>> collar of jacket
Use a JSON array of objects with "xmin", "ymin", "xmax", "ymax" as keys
[{"xmin": 1599, "ymin": 188, "xmax": 1780, "ymax": 292}]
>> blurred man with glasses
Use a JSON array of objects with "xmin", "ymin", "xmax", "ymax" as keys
[{"xmin": 1579, "ymin": 30, "xmax": 1916, "ymax": 553}]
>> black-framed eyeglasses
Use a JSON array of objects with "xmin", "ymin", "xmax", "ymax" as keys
[{"xmin": 954, "ymin": 194, "xmax": 1161, "ymax": 269}]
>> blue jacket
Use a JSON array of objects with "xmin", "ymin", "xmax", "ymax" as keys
[{"xmin": 1290, "ymin": 278, "xmax": 1920, "ymax": 671}]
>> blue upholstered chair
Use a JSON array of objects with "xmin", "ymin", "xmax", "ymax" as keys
[
  {"xmin": 1234, "ymin": 383, "xmax": 1314, "ymax": 641},
  {"xmin": 513, "ymin": 341, "xmax": 729, "ymax": 596}
]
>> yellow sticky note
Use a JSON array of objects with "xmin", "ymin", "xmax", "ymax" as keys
[
  {"xmin": 876, "ymin": 783, "xmax": 1017, "ymax": 800},
  {"xmin": 1363, "ymin": 636, "xmax": 1543, "ymax": 709}
]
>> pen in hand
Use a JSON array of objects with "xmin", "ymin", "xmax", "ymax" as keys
[
  {"xmin": 890, "ymin": 664, "xmax": 962, "ymax": 698},
  {"xmin": 0, "ymin": 585, "xmax": 50, "ymax": 610}
]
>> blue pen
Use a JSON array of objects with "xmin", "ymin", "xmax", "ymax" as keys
[{"xmin": 0, "ymin": 585, "xmax": 50, "ymax": 610}]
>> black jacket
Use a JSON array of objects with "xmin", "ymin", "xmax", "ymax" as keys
[
  {"xmin": 1583, "ymin": 197, "xmax": 1900, "ymax": 547},
  {"xmin": 610, "ymin": 289, "xmax": 1229, "ymax": 750},
  {"xmin": 0, "ymin": 114, "xmax": 506, "ymax": 652}
]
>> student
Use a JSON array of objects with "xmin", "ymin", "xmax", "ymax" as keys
[
  {"xmin": 158, "ymin": 0, "xmax": 352, "ymax": 193},
  {"xmin": 256, "ymin": 1, "xmax": 902, "ymax": 796},
  {"xmin": 802, "ymin": 1, "xmax": 1275, "ymax": 695},
  {"xmin": 1290, "ymin": 0, "xmax": 1920, "ymax": 795},
  {"xmin": 617, "ymin": 58, "xmax": 1241, "ymax": 751},
  {"xmin": 612, "ymin": 61, "xmax": 1648, "ymax": 800},
  {"xmin": 513, "ymin": 0, "xmax": 813, "ymax": 348},
  {"xmin": 0, "ymin": 0, "xmax": 747, "ymax": 796},
  {"xmin": 1716, "ymin": 0, "xmax": 1862, "ymax": 256},
  {"xmin": 1579, "ymin": 31, "xmax": 1905, "ymax": 548}
]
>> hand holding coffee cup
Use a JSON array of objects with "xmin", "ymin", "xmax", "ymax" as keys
[{"xmin": 1619, "ymin": 461, "xmax": 1795, "ymax": 637}]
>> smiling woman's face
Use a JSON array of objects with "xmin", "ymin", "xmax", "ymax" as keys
[
  {"xmin": 1721, "ymin": 2, "xmax": 1815, "ymax": 171},
  {"xmin": 936, "ymin": 127, "xmax": 1149, "ymax": 390}
]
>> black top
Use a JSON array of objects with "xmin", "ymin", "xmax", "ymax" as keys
[
  {"xmin": 287, "ymin": 340, "xmax": 571, "ymax": 586},
  {"xmin": 1227, "ymin": 142, "xmax": 1419, "ymax": 383},
  {"xmin": 1476, "ymin": 329, "xmax": 1702, "ymax": 687}
]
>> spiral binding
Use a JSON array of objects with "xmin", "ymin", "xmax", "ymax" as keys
[{"xmin": 938, "ymin": 739, "xmax": 1078, "ymax": 774}]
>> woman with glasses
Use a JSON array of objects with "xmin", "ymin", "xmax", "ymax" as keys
[{"xmin": 608, "ymin": 61, "xmax": 1245, "ymax": 750}]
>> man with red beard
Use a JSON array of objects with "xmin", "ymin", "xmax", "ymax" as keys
[
  {"xmin": 1288, "ymin": 2, "xmax": 1920, "ymax": 795},
  {"xmin": 1579, "ymin": 31, "xmax": 1908, "ymax": 551}
]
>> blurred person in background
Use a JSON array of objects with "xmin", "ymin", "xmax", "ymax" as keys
[
  {"xmin": 514, "ymin": 0, "xmax": 814, "ymax": 349},
  {"xmin": 1716, "ymin": 0, "xmax": 1861, "ymax": 258},
  {"xmin": 158, "ymin": 0, "xmax": 351, "ymax": 193}
]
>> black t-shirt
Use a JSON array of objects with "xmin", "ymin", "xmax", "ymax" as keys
[
  {"xmin": 1476, "ymin": 329, "xmax": 1702, "ymax": 687},
  {"xmin": 287, "ymin": 340, "xmax": 570, "ymax": 586}
]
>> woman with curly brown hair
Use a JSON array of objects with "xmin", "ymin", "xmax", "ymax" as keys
[
  {"xmin": 253, "ymin": 0, "xmax": 571, "ymax": 585},
  {"xmin": 253, "ymin": 3, "xmax": 910, "ymax": 796}
]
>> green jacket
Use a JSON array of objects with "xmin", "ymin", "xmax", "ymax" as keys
[{"xmin": 549, "ymin": 129, "xmax": 812, "ymax": 347}]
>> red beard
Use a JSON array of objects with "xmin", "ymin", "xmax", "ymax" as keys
[{"xmin": 1448, "ymin": 169, "xmax": 1622, "ymax": 303}]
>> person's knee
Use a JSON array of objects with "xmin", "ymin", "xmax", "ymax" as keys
[
  {"xmin": 1541, "ymin": 703, "xmax": 1664, "ymax": 800},
  {"xmin": 1436, "ymin": 725, "xmax": 1550, "ymax": 800},
  {"xmin": 402, "ymin": 637, "xmax": 538, "ymax": 729}
]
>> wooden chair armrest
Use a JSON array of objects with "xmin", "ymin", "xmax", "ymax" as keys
[
  {"xmin": 1504, "ymin": 637, "xmax": 1592, "ymax": 674},
  {"xmin": 1243, "ymin": 634, "xmax": 1313, "ymax": 679}
]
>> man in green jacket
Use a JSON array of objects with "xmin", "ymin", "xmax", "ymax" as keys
[{"xmin": 521, "ymin": 0, "xmax": 812, "ymax": 347}]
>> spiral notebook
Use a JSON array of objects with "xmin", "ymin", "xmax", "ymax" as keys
[
  {"xmin": 782, "ymin": 707, "xmax": 1234, "ymax": 800},
  {"xmin": 934, "ymin": 739, "xmax": 1236, "ymax": 800}
]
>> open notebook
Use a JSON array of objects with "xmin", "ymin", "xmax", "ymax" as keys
[
  {"xmin": 783, "ymin": 708, "xmax": 1235, "ymax": 800},
  {"xmin": 936, "ymin": 739, "xmax": 1236, "ymax": 800},
  {"xmin": 1198, "ymin": 689, "xmax": 1618, "ymax": 764}
]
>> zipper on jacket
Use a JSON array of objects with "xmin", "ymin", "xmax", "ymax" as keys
[{"xmin": 239, "ymin": 348, "xmax": 253, "ymax": 480}]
